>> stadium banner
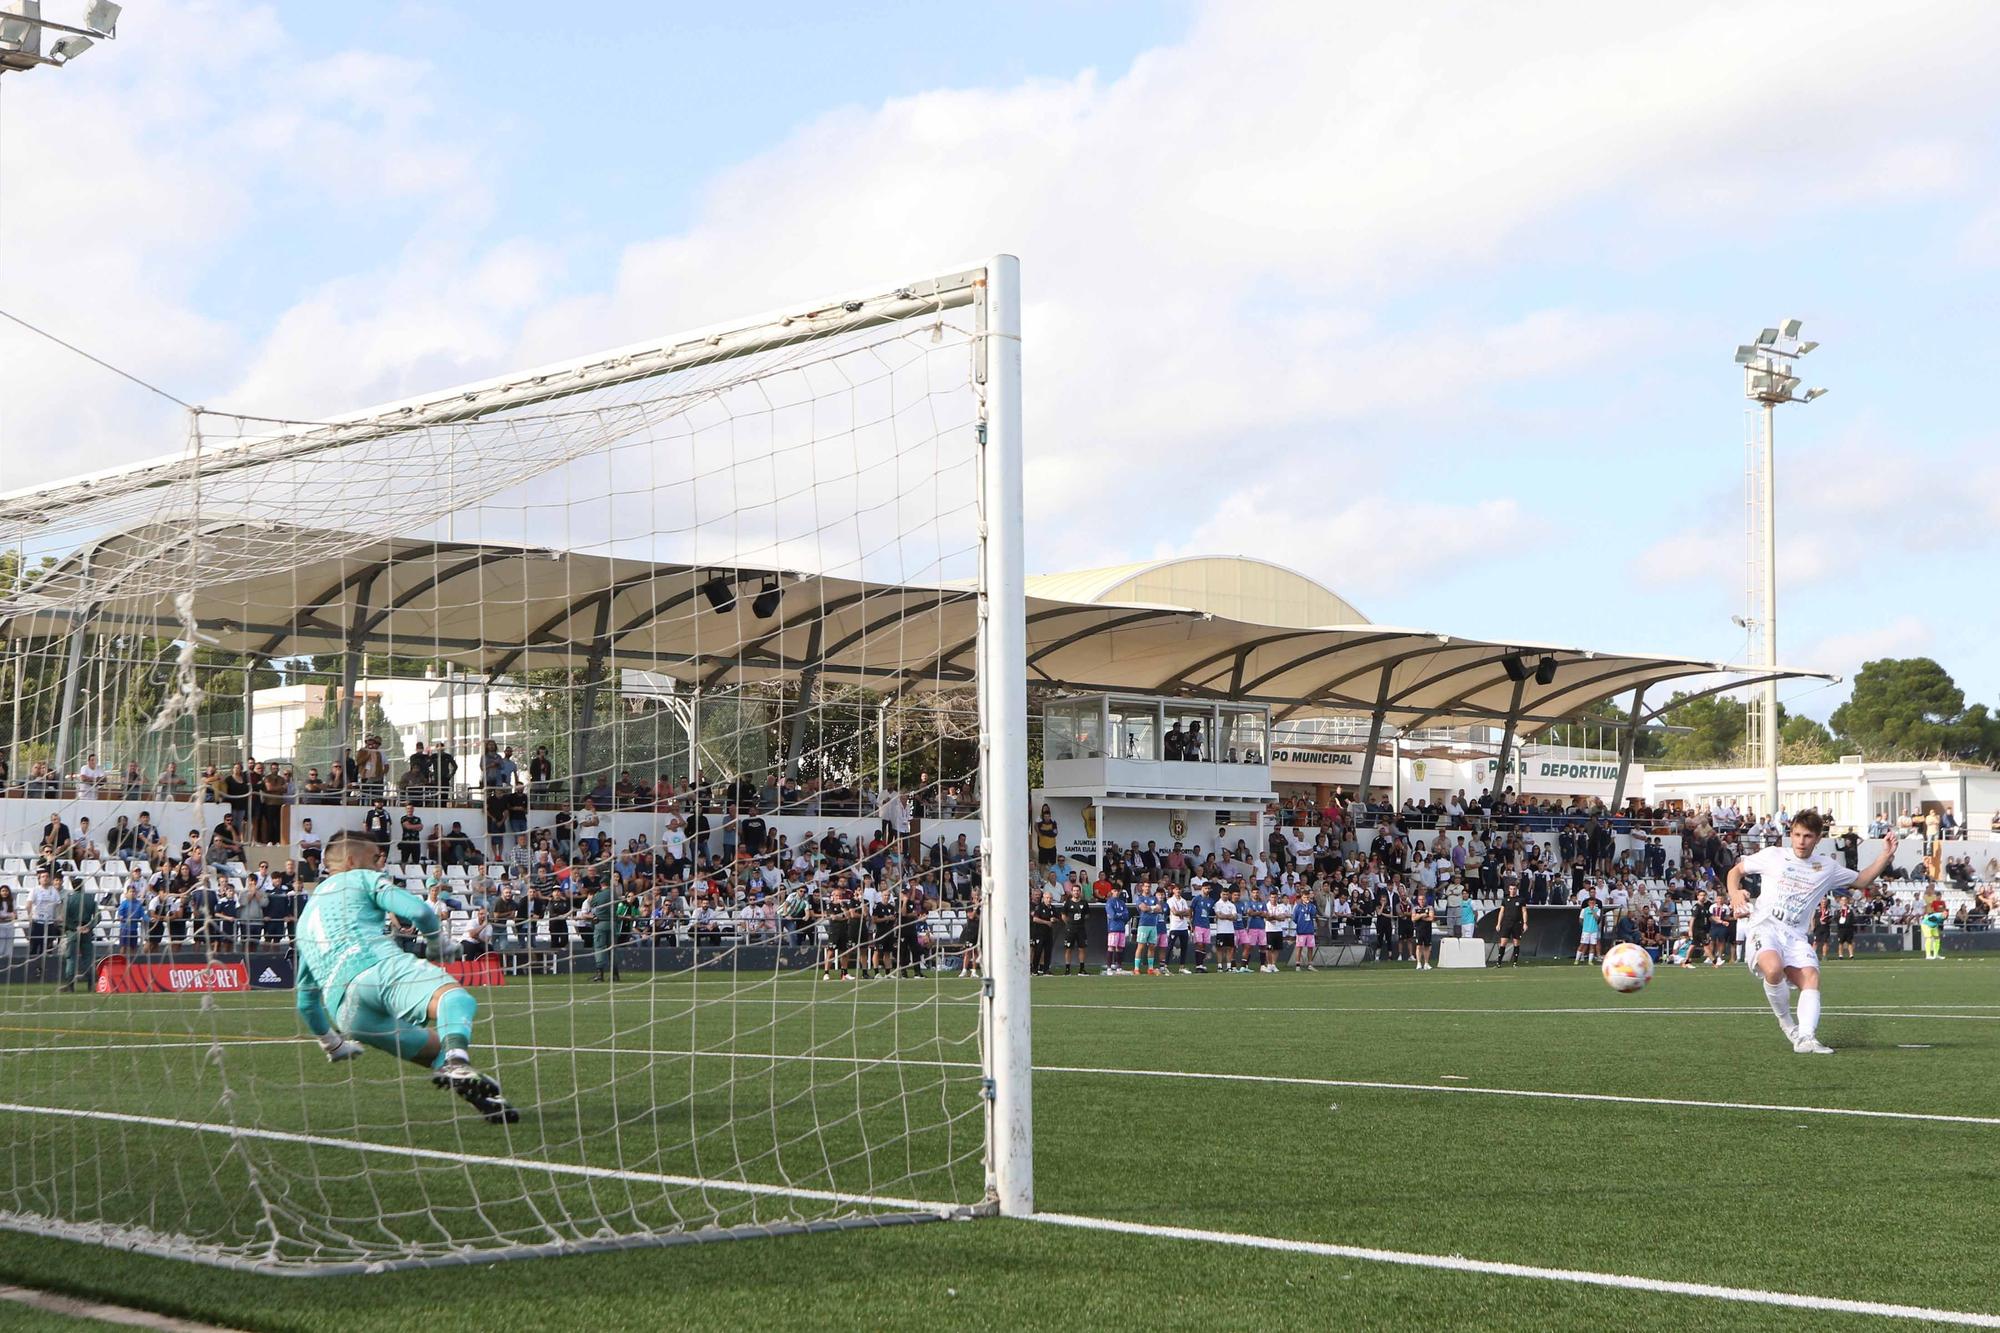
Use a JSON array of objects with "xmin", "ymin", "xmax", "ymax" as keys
[
  {"xmin": 1269, "ymin": 744, "xmax": 1366, "ymax": 784},
  {"xmin": 94, "ymin": 957, "xmax": 251, "ymax": 994},
  {"xmin": 249, "ymin": 956, "xmax": 296, "ymax": 988},
  {"xmin": 444, "ymin": 956, "xmax": 507, "ymax": 986}
]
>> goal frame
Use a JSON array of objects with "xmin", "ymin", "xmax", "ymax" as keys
[{"xmin": 0, "ymin": 255, "xmax": 1033, "ymax": 1268}]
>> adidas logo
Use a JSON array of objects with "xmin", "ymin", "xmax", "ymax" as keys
[{"xmin": 257, "ymin": 968, "xmax": 281, "ymax": 984}]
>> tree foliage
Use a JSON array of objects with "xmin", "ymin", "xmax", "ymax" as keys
[{"xmin": 1829, "ymin": 658, "xmax": 2000, "ymax": 762}]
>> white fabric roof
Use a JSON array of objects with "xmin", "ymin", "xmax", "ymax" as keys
[{"xmin": 2, "ymin": 522, "xmax": 1830, "ymax": 732}]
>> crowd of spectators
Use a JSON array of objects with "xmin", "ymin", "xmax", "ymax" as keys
[
  {"xmin": 3, "ymin": 762, "xmax": 982, "ymax": 965},
  {"xmin": 0, "ymin": 742, "xmax": 974, "ymax": 824}
]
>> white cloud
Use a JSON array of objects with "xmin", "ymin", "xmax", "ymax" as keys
[
  {"xmin": 1629, "ymin": 430, "xmax": 1992, "ymax": 596},
  {"xmin": 1168, "ymin": 486, "xmax": 1522, "ymax": 605},
  {"xmin": 1799, "ymin": 615, "xmax": 1934, "ymax": 676},
  {"xmin": 9, "ymin": 0, "xmax": 2000, "ymax": 599}
]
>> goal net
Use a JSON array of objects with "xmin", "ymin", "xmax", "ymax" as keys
[{"xmin": 0, "ymin": 260, "xmax": 1029, "ymax": 1272}]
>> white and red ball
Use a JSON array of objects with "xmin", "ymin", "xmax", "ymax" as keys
[{"xmin": 1600, "ymin": 942, "xmax": 1654, "ymax": 993}]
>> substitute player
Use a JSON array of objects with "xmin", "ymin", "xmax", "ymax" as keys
[
  {"xmin": 295, "ymin": 830, "xmax": 517, "ymax": 1122},
  {"xmin": 1727, "ymin": 810, "xmax": 1896, "ymax": 1055}
]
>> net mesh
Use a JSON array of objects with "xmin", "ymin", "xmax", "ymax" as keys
[{"xmin": 0, "ymin": 270, "xmax": 999, "ymax": 1272}]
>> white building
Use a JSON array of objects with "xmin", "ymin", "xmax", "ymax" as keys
[
  {"xmin": 1642, "ymin": 759, "xmax": 2000, "ymax": 834},
  {"xmin": 250, "ymin": 673, "xmax": 537, "ymax": 763}
]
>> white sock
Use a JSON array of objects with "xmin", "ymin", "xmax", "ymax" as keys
[
  {"xmin": 1796, "ymin": 988, "xmax": 1821, "ymax": 1040},
  {"xmin": 1762, "ymin": 980, "xmax": 1793, "ymax": 1028}
]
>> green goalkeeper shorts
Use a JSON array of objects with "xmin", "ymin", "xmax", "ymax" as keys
[{"xmin": 339, "ymin": 951, "xmax": 455, "ymax": 1031}]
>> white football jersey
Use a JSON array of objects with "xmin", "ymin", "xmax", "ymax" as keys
[{"xmin": 1741, "ymin": 846, "xmax": 1857, "ymax": 929}]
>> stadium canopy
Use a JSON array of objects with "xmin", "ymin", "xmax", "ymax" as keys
[{"xmin": 2, "ymin": 521, "xmax": 1833, "ymax": 736}]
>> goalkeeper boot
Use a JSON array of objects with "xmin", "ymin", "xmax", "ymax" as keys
[{"xmin": 434, "ymin": 1057, "xmax": 521, "ymax": 1124}]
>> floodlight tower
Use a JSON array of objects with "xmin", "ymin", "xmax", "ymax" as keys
[
  {"xmin": 1733, "ymin": 319, "xmax": 1826, "ymax": 820},
  {"xmin": 0, "ymin": 2, "xmax": 119, "ymax": 75}
]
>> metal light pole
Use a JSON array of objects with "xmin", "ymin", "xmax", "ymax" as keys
[
  {"xmin": 0, "ymin": 2, "xmax": 120, "ymax": 75},
  {"xmin": 1733, "ymin": 320, "xmax": 1826, "ymax": 821}
]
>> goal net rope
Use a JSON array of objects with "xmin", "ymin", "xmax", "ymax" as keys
[{"xmin": 0, "ymin": 264, "xmax": 1016, "ymax": 1273}]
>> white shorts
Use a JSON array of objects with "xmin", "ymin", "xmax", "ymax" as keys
[
  {"xmin": 1747, "ymin": 920, "xmax": 1818, "ymax": 972},
  {"xmin": 1578, "ymin": 931, "xmax": 1600, "ymax": 945}
]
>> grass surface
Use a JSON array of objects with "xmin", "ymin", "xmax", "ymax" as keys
[{"xmin": 0, "ymin": 955, "xmax": 1994, "ymax": 1330}]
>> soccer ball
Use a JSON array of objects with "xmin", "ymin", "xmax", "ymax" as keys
[{"xmin": 1601, "ymin": 942, "xmax": 1653, "ymax": 993}]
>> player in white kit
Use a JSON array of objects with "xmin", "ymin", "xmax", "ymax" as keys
[{"xmin": 1726, "ymin": 810, "xmax": 1896, "ymax": 1055}]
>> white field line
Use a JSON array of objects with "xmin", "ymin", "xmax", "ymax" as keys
[
  {"xmin": 4, "ymin": 1042, "xmax": 1997, "ymax": 1129},
  {"xmin": 13, "ymin": 999, "xmax": 2000, "ymax": 1025},
  {"xmin": 0, "ymin": 1283, "xmax": 246, "ymax": 1333},
  {"xmin": 0, "ymin": 1099, "xmax": 959, "ymax": 1214},
  {"xmin": 1030, "ymin": 1212, "xmax": 2000, "ymax": 1328}
]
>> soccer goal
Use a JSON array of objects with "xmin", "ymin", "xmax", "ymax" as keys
[{"xmin": 0, "ymin": 258, "xmax": 1030, "ymax": 1272}]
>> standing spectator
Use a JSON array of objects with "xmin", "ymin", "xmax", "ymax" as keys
[
  {"xmin": 1059, "ymin": 884, "xmax": 1091, "ymax": 976},
  {"xmin": 0, "ymin": 884, "xmax": 15, "ymax": 972},
  {"xmin": 434, "ymin": 743, "xmax": 459, "ymax": 803},
  {"xmin": 221, "ymin": 762, "xmax": 252, "ymax": 831},
  {"xmin": 257, "ymin": 762, "xmax": 288, "ymax": 843},
  {"xmin": 1028, "ymin": 889, "xmax": 1057, "ymax": 976},
  {"xmin": 57, "ymin": 876, "xmax": 97, "ymax": 993},
  {"xmin": 1493, "ymin": 886, "xmax": 1526, "ymax": 966},
  {"xmin": 239, "ymin": 865, "xmax": 270, "ymax": 948},
  {"xmin": 1575, "ymin": 892, "xmax": 1603, "ymax": 966},
  {"xmin": 28, "ymin": 870, "xmax": 61, "ymax": 958},
  {"xmin": 398, "ymin": 804, "xmax": 425, "ymax": 866},
  {"xmin": 355, "ymin": 736, "xmax": 388, "ymax": 798},
  {"xmin": 115, "ymin": 884, "xmax": 147, "ymax": 955},
  {"xmin": 528, "ymin": 746, "xmax": 554, "ymax": 801},
  {"xmin": 363, "ymin": 799, "xmax": 393, "ymax": 851},
  {"xmin": 574, "ymin": 798, "xmax": 604, "ymax": 862},
  {"xmin": 1034, "ymin": 805, "xmax": 1059, "ymax": 871},
  {"xmin": 1834, "ymin": 897, "xmax": 1859, "ymax": 960},
  {"xmin": 1101, "ymin": 885, "xmax": 1130, "ymax": 974},
  {"xmin": 1409, "ymin": 892, "xmax": 1436, "ymax": 971},
  {"xmin": 1289, "ymin": 889, "xmax": 1319, "ymax": 971}
]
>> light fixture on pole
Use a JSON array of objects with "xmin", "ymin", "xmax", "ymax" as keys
[
  {"xmin": 0, "ymin": 1, "xmax": 119, "ymax": 74},
  {"xmin": 1735, "ymin": 317, "xmax": 1824, "ymax": 821}
]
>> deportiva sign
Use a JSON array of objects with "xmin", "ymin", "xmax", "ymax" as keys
[{"xmin": 95, "ymin": 958, "xmax": 251, "ymax": 994}]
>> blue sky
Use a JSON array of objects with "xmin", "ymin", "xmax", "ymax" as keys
[{"xmin": 2, "ymin": 0, "xmax": 1997, "ymax": 724}]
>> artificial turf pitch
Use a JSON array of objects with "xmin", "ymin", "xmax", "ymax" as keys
[{"xmin": 0, "ymin": 955, "xmax": 1994, "ymax": 1331}]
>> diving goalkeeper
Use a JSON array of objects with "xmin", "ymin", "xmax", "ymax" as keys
[{"xmin": 295, "ymin": 830, "xmax": 518, "ymax": 1123}]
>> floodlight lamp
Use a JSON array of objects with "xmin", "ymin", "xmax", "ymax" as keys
[
  {"xmin": 1502, "ymin": 654, "xmax": 1529, "ymax": 684},
  {"xmin": 700, "ymin": 576, "xmax": 736, "ymax": 614},
  {"xmin": 1804, "ymin": 387, "xmax": 1828, "ymax": 401},
  {"xmin": 1734, "ymin": 346, "xmax": 1757, "ymax": 365},
  {"xmin": 49, "ymin": 32, "xmax": 90, "ymax": 60},
  {"xmin": 1795, "ymin": 340, "xmax": 1819, "ymax": 356},
  {"xmin": 1534, "ymin": 655, "xmax": 1558, "ymax": 686},
  {"xmin": 1781, "ymin": 318, "xmax": 1803, "ymax": 339},
  {"xmin": 83, "ymin": 0, "xmax": 118, "ymax": 33},
  {"xmin": 750, "ymin": 578, "xmax": 782, "ymax": 619},
  {"xmin": 1757, "ymin": 327, "xmax": 1779, "ymax": 345},
  {"xmin": 0, "ymin": 8, "xmax": 36, "ymax": 50}
]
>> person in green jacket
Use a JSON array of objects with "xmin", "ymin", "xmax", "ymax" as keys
[
  {"xmin": 585, "ymin": 877, "xmax": 620, "ymax": 982},
  {"xmin": 58, "ymin": 876, "xmax": 97, "ymax": 993}
]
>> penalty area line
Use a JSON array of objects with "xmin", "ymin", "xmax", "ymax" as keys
[
  {"xmin": 1033, "ymin": 1063, "xmax": 2000, "ymax": 1128},
  {"xmin": 1030, "ymin": 1213, "xmax": 2000, "ymax": 1327}
]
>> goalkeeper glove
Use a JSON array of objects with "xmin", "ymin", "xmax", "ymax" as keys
[{"xmin": 319, "ymin": 1031, "xmax": 365, "ymax": 1062}]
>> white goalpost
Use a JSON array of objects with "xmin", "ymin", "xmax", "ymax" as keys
[{"xmin": 0, "ymin": 257, "xmax": 1030, "ymax": 1272}]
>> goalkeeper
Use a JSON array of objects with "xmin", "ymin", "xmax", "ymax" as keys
[{"xmin": 295, "ymin": 830, "xmax": 517, "ymax": 1123}]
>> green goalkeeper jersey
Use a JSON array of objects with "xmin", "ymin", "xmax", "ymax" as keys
[{"xmin": 297, "ymin": 868, "xmax": 442, "ymax": 1017}]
